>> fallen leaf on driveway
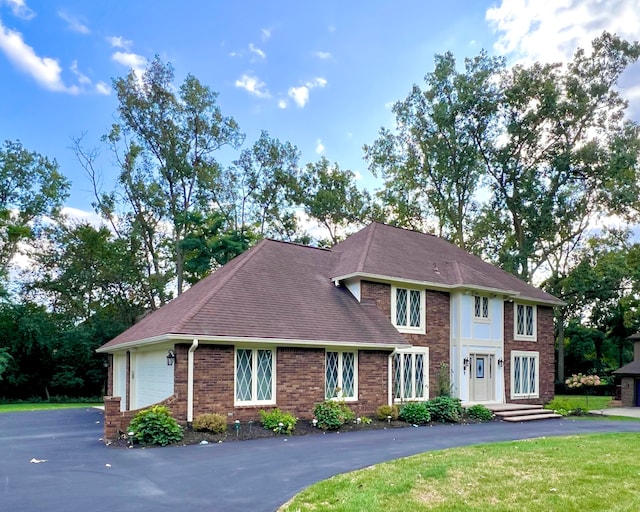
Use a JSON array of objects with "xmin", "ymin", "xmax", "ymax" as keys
[{"xmin": 30, "ymin": 458, "xmax": 48, "ymax": 464}]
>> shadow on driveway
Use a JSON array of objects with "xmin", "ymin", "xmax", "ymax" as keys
[{"xmin": 1, "ymin": 408, "xmax": 639, "ymax": 512}]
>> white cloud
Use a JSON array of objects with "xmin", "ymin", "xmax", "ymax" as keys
[
  {"xmin": 0, "ymin": 19, "xmax": 78, "ymax": 93},
  {"xmin": 314, "ymin": 51, "xmax": 332, "ymax": 60},
  {"xmin": 486, "ymin": 0, "xmax": 640, "ymax": 65},
  {"xmin": 235, "ymin": 74, "xmax": 271, "ymax": 98},
  {"xmin": 4, "ymin": 0, "xmax": 35, "ymax": 20},
  {"xmin": 70, "ymin": 60, "xmax": 90, "ymax": 84},
  {"xmin": 315, "ymin": 139, "xmax": 325, "ymax": 154},
  {"xmin": 112, "ymin": 51, "xmax": 147, "ymax": 76},
  {"xmin": 106, "ymin": 35, "xmax": 132, "ymax": 50},
  {"xmin": 95, "ymin": 81, "xmax": 110, "ymax": 95},
  {"xmin": 353, "ymin": 171, "xmax": 362, "ymax": 181},
  {"xmin": 261, "ymin": 28, "xmax": 271, "ymax": 42},
  {"xmin": 249, "ymin": 42, "xmax": 266, "ymax": 59},
  {"xmin": 287, "ymin": 77, "xmax": 328, "ymax": 108},
  {"xmin": 278, "ymin": 98, "xmax": 287, "ymax": 109},
  {"xmin": 58, "ymin": 10, "xmax": 90, "ymax": 35}
]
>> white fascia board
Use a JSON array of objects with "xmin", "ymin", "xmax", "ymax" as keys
[{"xmin": 332, "ymin": 272, "xmax": 451, "ymax": 291}]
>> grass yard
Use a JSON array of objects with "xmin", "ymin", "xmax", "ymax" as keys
[
  {"xmin": 281, "ymin": 433, "xmax": 640, "ymax": 512},
  {"xmin": 554, "ymin": 394, "xmax": 612, "ymax": 411},
  {"xmin": 0, "ymin": 402, "xmax": 102, "ymax": 413}
]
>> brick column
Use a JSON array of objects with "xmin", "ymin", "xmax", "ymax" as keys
[{"xmin": 103, "ymin": 396, "xmax": 122, "ymax": 442}]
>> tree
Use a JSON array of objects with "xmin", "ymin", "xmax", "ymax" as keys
[
  {"xmin": 0, "ymin": 140, "xmax": 70, "ymax": 285},
  {"xmin": 297, "ymin": 157, "xmax": 371, "ymax": 244}
]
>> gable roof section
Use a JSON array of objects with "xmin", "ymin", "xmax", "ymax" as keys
[
  {"xmin": 331, "ymin": 222, "xmax": 562, "ymax": 305},
  {"xmin": 613, "ymin": 359, "xmax": 640, "ymax": 376},
  {"xmin": 99, "ymin": 238, "xmax": 408, "ymax": 351}
]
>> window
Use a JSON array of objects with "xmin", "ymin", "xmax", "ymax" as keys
[
  {"xmin": 325, "ymin": 351, "xmax": 357, "ymax": 400},
  {"xmin": 511, "ymin": 351, "xmax": 538, "ymax": 398},
  {"xmin": 514, "ymin": 304, "xmax": 536, "ymax": 340},
  {"xmin": 393, "ymin": 349, "xmax": 429, "ymax": 402},
  {"xmin": 235, "ymin": 348, "xmax": 275, "ymax": 405},
  {"xmin": 474, "ymin": 295, "xmax": 490, "ymax": 320},
  {"xmin": 391, "ymin": 286, "xmax": 425, "ymax": 334}
]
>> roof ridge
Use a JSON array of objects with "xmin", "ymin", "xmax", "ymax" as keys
[
  {"xmin": 174, "ymin": 239, "xmax": 269, "ymax": 332},
  {"xmin": 451, "ymin": 260, "xmax": 463, "ymax": 284},
  {"xmin": 356, "ymin": 222, "xmax": 377, "ymax": 272}
]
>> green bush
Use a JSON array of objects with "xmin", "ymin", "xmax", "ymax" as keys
[
  {"xmin": 127, "ymin": 405, "xmax": 183, "ymax": 446},
  {"xmin": 465, "ymin": 404, "xmax": 493, "ymax": 421},
  {"xmin": 313, "ymin": 400, "xmax": 355, "ymax": 430},
  {"xmin": 260, "ymin": 408, "xmax": 297, "ymax": 434},
  {"xmin": 426, "ymin": 396, "xmax": 463, "ymax": 423},
  {"xmin": 544, "ymin": 397, "xmax": 573, "ymax": 417},
  {"xmin": 192, "ymin": 413, "xmax": 227, "ymax": 433},
  {"xmin": 376, "ymin": 404, "xmax": 399, "ymax": 421},
  {"xmin": 436, "ymin": 362, "xmax": 452, "ymax": 397},
  {"xmin": 399, "ymin": 402, "xmax": 431, "ymax": 424}
]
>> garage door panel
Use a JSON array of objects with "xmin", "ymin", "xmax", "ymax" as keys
[{"xmin": 133, "ymin": 351, "xmax": 174, "ymax": 410}]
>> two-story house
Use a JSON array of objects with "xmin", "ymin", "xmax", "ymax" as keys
[{"xmin": 98, "ymin": 223, "xmax": 562, "ymax": 441}]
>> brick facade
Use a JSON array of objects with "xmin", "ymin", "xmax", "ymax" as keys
[{"xmin": 619, "ymin": 377, "xmax": 636, "ymax": 407}]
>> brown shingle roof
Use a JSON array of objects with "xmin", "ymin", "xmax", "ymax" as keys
[
  {"xmin": 613, "ymin": 360, "xmax": 640, "ymax": 376},
  {"xmin": 99, "ymin": 238, "xmax": 409, "ymax": 350},
  {"xmin": 331, "ymin": 223, "xmax": 562, "ymax": 305}
]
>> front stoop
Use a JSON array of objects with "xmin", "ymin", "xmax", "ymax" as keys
[{"xmin": 486, "ymin": 404, "xmax": 562, "ymax": 422}]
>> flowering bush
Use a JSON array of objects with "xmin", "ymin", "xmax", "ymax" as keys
[{"xmin": 565, "ymin": 373, "xmax": 602, "ymax": 388}]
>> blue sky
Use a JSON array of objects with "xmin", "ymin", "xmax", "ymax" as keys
[{"xmin": 1, "ymin": 0, "xmax": 639, "ymax": 220}]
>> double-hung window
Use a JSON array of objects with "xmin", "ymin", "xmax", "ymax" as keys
[
  {"xmin": 474, "ymin": 295, "xmax": 490, "ymax": 320},
  {"xmin": 235, "ymin": 348, "xmax": 275, "ymax": 405},
  {"xmin": 393, "ymin": 348, "xmax": 429, "ymax": 402},
  {"xmin": 514, "ymin": 303, "xmax": 536, "ymax": 340},
  {"xmin": 511, "ymin": 351, "xmax": 539, "ymax": 398},
  {"xmin": 325, "ymin": 351, "xmax": 357, "ymax": 400},
  {"xmin": 391, "ymin": 286, "xmax": 425, "ymax": 334}
]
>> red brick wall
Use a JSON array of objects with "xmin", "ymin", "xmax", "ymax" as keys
[
  {"xmin": 360, "ymin": 281, "xmax": 450, "ymax": 398},
  {"xmin": 619, "ymin": 377, "xmax": 635, "ymax": 407},
  {"xmin": 356, "ymin": 350, "xmax": 390, "ymax": 415},
  {"xmin": 503, "ymin": 303, "xmax": 555, "ymax": 405}
]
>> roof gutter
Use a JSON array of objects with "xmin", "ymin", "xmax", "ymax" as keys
[{"xmin": 187, "ymin": 339, "xmax": 199, "ymax": 423}]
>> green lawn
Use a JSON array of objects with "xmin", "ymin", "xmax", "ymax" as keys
[
  {"xmin": 281, "ymin": 433, "xmax": 640, "ymax": 512},
  {"xmin": 554, "ymin": 394, "xmax": 612, "ymax": 411},
  {"xmin": 0, "ymin": 402, "xmax": 102, "ymax": 413}
]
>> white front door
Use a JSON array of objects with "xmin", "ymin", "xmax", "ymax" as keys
[{"xmin": 469, "ymin": 353, "xmax": 495, "ymax": 402}]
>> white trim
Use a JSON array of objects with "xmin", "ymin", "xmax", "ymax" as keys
[
  {"xmin": 510, "ymin": 350, "xmax": 539, "ymax": 399},
  {"xmin": 325, "ymin": 350, "xmax": 358, "ymax": 402},
  {"xmin": 391, "ymin": 285, "xmax": 426, "ymax": 335},
  {"xmin": 187, "ymin": 339, "xmax": 199, "ymax": 423},
  {"xmin": 473, "ymin": 295, "xmax": 491, "ymax": 323},
  {"xmin": 234, "ymin": 347, "xmax": 276, "ymax": 407},
  {"xmin": 514, "ymin": 303, "xmax": 537, "ymax": 341}
]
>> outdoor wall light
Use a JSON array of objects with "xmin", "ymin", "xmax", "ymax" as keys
[
  {"xmin": 166, "ymin": 350, "xmax": 176, "ymax": 366},
  {"xmin": 497, "ymin": 358, "xmax": 504, "ymax": 368},
  {"xmin": 463, "ymin": 357, "xmax": 470, "ymax": 373}
]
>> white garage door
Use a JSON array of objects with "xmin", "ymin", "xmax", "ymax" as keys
[{"xmin": 131, "ymin": 350, "xmax": 174, "ymax": 410}]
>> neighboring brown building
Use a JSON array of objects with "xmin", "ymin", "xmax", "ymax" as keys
[
  {"xmin": 613, "ymin": 333, "xmax": 640, "ymax": 407},
  {"xmin": 98, "ymin": 223, "xmax": 563, "ymax": 441}
]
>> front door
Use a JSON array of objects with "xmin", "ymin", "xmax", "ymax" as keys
[{"xmin": 469, "ymin": 353, "xmax": 495, "ymax": 402}]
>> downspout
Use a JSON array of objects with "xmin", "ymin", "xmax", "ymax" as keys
[{"xmin": 187, "ymin": 339, "xmax": 199, "ymax": 423}]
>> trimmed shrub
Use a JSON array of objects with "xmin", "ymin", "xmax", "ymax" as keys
[
  {"xmin": 192, "ymin": 413, "xmax": 227, "ymax": 434},
  {"xmin": 465, "ymin": 404, "xmax": 493, "ymax": 422},
  {"xmin": 544, "ymin": 397, "xmax": 573, "ymax": 416},
  {"xmin": 399, "ymin": 402, "xmax": 431, "ymax": 424},
  {"xmin": 260, "ymin": 408, "xmax": 297, "ymax": 434},
  {"xmin": 376, "ymin": 404, "xmax": 399, "ymax": 421},
  {"xmin": 313, "ymin": 400, "xmax": 355, "ymax": 430},
  {"xmin": 426, "ymin": 396, "xmax": 463, "ymax": 423},
  {"xmin": 128, "ymin": 405, "xmax": 183, "ymax": 446}
]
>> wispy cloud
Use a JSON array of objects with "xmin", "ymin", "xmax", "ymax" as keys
[
  {"xmin": 106, "ymin": 35, "xmax": 132, "ymax": 50},
  {"xmin": 58, "ymin": 10, "xmax": 90, "ymax": 35},
  {"xmin": 315, "ymin": 139, "xmax": 325, "ymax": 154},
  {"xmin": 288, "ymin": 77, "xmax": 327, "ymax": 108},
  {"xmin": 249, "ymin": 42, "xmax": 266, "ymax": 59},
  {"xmin": 278, "ymin": 98, "xmax": 287, "ymax": 109},
  {"xmin": 314, "ymin": 51, "xmax": 332, "ymax": 60},
  {"xmin": 112, "ymin": 51, "xmax": 147, "ymax": 76},
  {"xmin": 4, "ymin": 0, "xmax": 35, "ymax": 20},
  {"xmin": 95, "ymin": 81, "xmax": 110, "ymax": 95},
  {"xmin": 0, "ymin": 19, "xmax": 78, "ymax": 93},
  {"xmin": 261, "ymin": 28, "xmax": 271, "ymax": 42},
  {"xmin": 70, "ymin": 60, "xmax": 90, "ymax": 84},
  {"xmin": 235, "ymin": 74, "xmax": 270, "ymax": 98}
]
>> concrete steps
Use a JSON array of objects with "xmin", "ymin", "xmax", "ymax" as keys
[{"xmin": 486, "ymin": 403, "xmax": 562, "ymax": 422}]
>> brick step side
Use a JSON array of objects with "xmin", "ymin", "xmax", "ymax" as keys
[{"xmin": 502, "ymin": 413, "xmax": 562, "ymax": 422}]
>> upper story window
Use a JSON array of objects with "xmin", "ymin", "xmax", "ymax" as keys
[
  {"xmin": 474, "ymin": 295, "xmax": 490, "ymax": 320},
  {"xmin": 514, "ymin": 303, "xmax": 536, "ymax": 340},
  {"xmin": 391, "ymin": 286, "xmax": 426, "ymax": 334}
]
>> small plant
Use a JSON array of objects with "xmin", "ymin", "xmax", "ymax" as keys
[
  {"xmin": 544, "ymin": 397, "xmax": 573, "ymax": 417},
  {"xmin": 426, "ymin": 396, "xmax": 463, "ymax": 423},
  {"xmin": 360, "ymin": 416, "xmax": 372, "ymax": 425},
  {"xmin": 313, "ymin": 400, "xmax": 355, "ymax": 430},
  {"xmin": 192, "ymin": 413, "xmax": 227, "ymax": 434},
  {"xmin": 127, "ymin": 405, "xmax": 183, "ymax": 446},
  {"xmin": 465, "ymin": 404, "xmax": 493, "ymax": 421},
  {"xmin": 376, "ymin": 404, "xmax": 399, "ymax": 421},
  {"xmin": 259, "ymin": 408, "xmax": 297, "ymax": 434},
  {"xmin": 399, "ymin": 402, "xmax": 431, "ymax": 424},
  {"xmin": 436, "ymin": 362, "xmax": 452, "ymax": 397}
]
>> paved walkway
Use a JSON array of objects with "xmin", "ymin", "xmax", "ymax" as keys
[
  {"xmin": 590, "ymin": 407, "xmax": 640, "ymax": 418},
  {"xmin": 1, "ymin": 408, "xmax": 639, "ymax": 512}
]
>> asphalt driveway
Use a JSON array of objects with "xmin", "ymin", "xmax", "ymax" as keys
[{"xmin": 1, "ymin": 408, "xmax": 640, "ymax": 512}]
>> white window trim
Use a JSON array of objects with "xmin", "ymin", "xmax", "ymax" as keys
[
  {"xmin": 325, "ymin": 350, "xmax": 358, "ymax": 402},
  {"xmin": 391, "ymin": 286, "xmax": 426, "ymax": 335},
  {"xmin": 473, "ymin": 295, "xmax": 491, "ymax": 323},
  {"xmin": 234, "ymin": 347, "xmax": 276, "ymax": 406},
  {"xmin": 514, "ymin": 303, "xmax": 537, "ymax": 341},
  {"xmin": 392, "ymin": 347, "xmax": 429, "ymax": 403},
  {"xmin": 510, "ymin": 350, "xmax": 539, "ymax": 399}
]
